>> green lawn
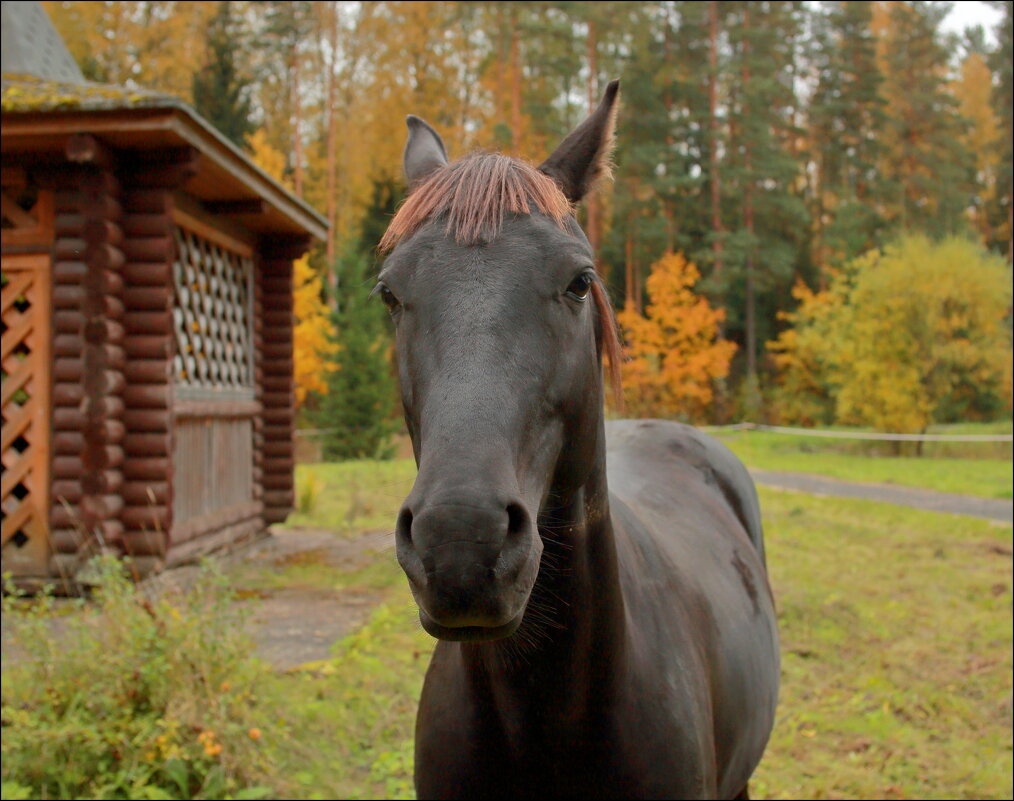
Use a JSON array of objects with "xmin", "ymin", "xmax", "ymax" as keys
[
  {"xmin": 713, "ymin": 427, "xmax": 1013, "ymax": 500},
  {"xmin": 266, "ymin": 482, "xmax": 1014, "ymax": 800}
]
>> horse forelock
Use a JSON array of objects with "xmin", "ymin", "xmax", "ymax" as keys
[{"xmin": 378, "ymin": 153, "xmax": 573, "ymax": 251}]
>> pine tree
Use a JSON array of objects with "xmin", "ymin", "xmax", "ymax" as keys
[
  {"xmin": 254, "ymin": 1, "xmax": 315, "ymax": 194},
  {"xmin": 955, "ymin": 27, "xmax": 1002, "ymax": 246},
  {"xmin": 723, "ymin": 1, "xmax": 810, "ymax": 383},
  {"xmin": 192, "ymin": 2, "xmax": 254, "ymax": 148},
  {"xmin": 989, "ymin": 0, "xmax": 1013, "ymax": 261},
  {"xmin": 877, "ymin": 1, "xmax": 975, "ymax": 235},
  {"xmin": 603, "ymin": 2, "xmax": 713, "ymax": 309},
  {"xmin": 808, "ymin": 0, "xmax": 888, "ymax": 265}
]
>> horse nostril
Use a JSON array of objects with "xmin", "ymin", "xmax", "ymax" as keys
[
  {"xmin": 506, "ymin": 502, "xmax": 528, "ymax": 538},
  {"xmin": 397, "ymin": 507, "xmax": 414, "ymax": 546}
]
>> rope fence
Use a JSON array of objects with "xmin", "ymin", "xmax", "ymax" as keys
[
  {"xmin": 699, "ymin": 422, "xmax": 1013, "ymax": 443},
  {"xmin": 295, "ymin": 422, "xmax": 1012, "ymax": 443}
]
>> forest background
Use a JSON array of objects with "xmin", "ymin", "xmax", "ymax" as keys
[{"xmin": 42, "ymin": 0, "xmax": 1014, "ymax": 456}]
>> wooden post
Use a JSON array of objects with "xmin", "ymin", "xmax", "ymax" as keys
[{"xmin": 68, "ymin": 153, "xmax": 128, "ymax": 563}]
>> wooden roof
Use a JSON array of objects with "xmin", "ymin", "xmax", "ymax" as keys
[{"xmin": 2, "ymin": 74, "xmax": 327, "ymax": 241}]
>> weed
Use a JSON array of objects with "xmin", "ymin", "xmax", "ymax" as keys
[{"xmin": 297, "ymin": 469, "xmax": 322, "ymax": 516}]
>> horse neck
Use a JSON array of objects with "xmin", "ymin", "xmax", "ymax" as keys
[{"xmin": 462, "ymin": 413, "xmax": 627, "ymax": 708}]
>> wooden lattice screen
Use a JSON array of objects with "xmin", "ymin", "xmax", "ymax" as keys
[
  {"xmin": 1, "ymin": 254, "xmax": 51, "ymax": 576},
  {"xmin": 170, "ymin": 222, "xmax": 257, "ymax": 537},
  {"xmin": 172, "ymin": 226, "xmax": 254, "ymax": 392}
]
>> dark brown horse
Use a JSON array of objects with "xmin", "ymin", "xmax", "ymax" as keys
[{"xmin": 377, "ymin": 81, "xmax": 779, "ymax": 800}]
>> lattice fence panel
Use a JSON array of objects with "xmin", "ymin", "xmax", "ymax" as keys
[
  {"xmin": 172, "ymin": 227, "xmax": 254, "ymax": 390},
  {"xmin": 1, "ymin": 255, "xmax": 51, "ymax": 575}
]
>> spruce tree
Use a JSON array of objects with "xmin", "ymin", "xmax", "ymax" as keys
[
  {"xmin": 313, "ymin": 177, "xmax": 401, "ymax": 460},
  {"xmin": 315, "ymin": 247, "xmax": 397, "ymax": 461},
  {"xmin": 192, "ymin": 3, "xmax": 254, "ymax": 149}
]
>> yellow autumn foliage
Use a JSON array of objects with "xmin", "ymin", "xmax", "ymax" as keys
[
  {"xmin": 770, "ymin": 235, "xmax": 1013, "ymax": 432},
  {"xmin": 767, "ymin": 277, "xmax": 847, "ymax": 426},
  {"xmin": 293, "ymin": 256, "xmax": 336, "ymax": 407},
  {"xmin": 247, "ymin": 129, "xmax": 291, "ymax": 190},
  {"xmin": 617, "ymin": 252, "xmax": 737, "ymax": 421}
]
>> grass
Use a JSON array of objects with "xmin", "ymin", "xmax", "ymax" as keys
[
  {"xmin": 714, "ymin": 425, "xmax": 1013, "ymax": 500},
  {"xmin": 230, "ymin": 549, "xmax": 404, "ymax": 596},
  {"xmin": 256, "ymin": 592, "xmax": 428, "ymax": 800},
  {"xmin": 251, "ymin": 486, "xmax": 1013, "ymax": 799},
  {"xmin": 287, "ymin": 460, "xmax": 417, "ymax": 534},
  {"xmin": 750, "ymin": 487, "xmax": 1013, "ymax": 799}
]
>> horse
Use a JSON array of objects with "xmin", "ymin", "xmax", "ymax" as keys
[{"xmin": 376, "ymin": 80, "xmax": 780, "ymax": 800}]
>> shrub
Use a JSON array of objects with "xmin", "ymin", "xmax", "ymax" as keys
[
  {"xmin": 769, "ymin": 235, "xmax": 1013, "ymax": 432},
  {"xmin": 1, "ymin": 560, "xmax": 272, "ymax": 800}
]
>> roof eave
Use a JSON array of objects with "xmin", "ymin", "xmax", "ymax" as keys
[
  {"xmin": 1, "ymin": 101, "xmax": 328, "ymax": 243},
  {"xmin": 165, "ymin": 105, "xmax": 328, "ymax": 243}
]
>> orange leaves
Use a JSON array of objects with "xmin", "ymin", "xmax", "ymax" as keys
[{"xmin": 617, "ymin": 252, "xmax": 736, "ymax": 421}]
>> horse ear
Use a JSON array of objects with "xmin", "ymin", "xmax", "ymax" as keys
[
  {"xmin": 404, "ymin": 115, "xmax": 449, "ymax": 188},
  {"xmin": 539, "ymin": 79, "xmax": 620, "ymax": 203}
]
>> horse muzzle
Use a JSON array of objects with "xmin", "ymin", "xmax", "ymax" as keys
[{"xmin": 395, "ymin": 498, "xmax": 542, "ymax": 641}]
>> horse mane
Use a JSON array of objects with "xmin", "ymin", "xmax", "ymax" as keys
[{"xmin": 378, "ymin": 151, "xmax": 624, "ymax": 401}]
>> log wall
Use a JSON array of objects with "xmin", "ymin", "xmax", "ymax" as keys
[
  {"xmin": 48, "ymin": 185, "xmax": 87, "ymax": 574},
  {"xmin": 257, "ymin": 255, "xmax": 294, "ymax": 524}
]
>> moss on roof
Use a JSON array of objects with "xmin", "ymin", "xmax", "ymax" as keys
[{"xmin": 1, "ymin": 73, "xmax": 182, "ymax": 114}]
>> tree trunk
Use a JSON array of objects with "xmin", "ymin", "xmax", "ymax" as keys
[
  {"xmin": 586, "ymin": 19, "xmax": 602, "ymax": 257},
  {"xmin": 633, "ymin": 215, "xmax": 643, "ymax": 314},
  {"xmin": 325, "ymin": 1, "xmax": 339, "ymax": 271},
  {"xmin": 709, "ymin": 1, "xmax": 724, "ymax": 278},
  {"xmin": 624, "ymin": 207, "xmax": 635, "ymax": 309},
  {"xmin": 510, "ymin": 8, "xmax": 522, "ymax": 154},
  {"xmin": 292, "ymin": 42, "xmax": 304, "ymax": 198},
  {"xmin": 662, "ymin": 7, "xmax": 676, "ymax": 252},
  {"xmin": 742, "ymin": 5, "xmax": 756, "ymax": 380}
]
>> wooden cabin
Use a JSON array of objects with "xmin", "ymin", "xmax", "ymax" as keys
[{"xmin": 1, "ymin": 4, "xmax": 327, "ymax": 586}]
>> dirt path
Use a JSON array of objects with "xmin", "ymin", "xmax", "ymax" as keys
[
  {"xmin": 749, "ymin": 469, "xmax": 1013, "ymax": 524},
  {"xmin": 229, "ymin": 527, "xmax": 395, "ymax": 670},
  {"xmin": 1, "ymin": 527, "xmax": 398, "ymax": 673}
]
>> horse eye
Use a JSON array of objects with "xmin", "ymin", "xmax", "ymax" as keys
[
  {"xmin": 565, "ymin": 272, "xmax": 594, "ymax": 302},
  {"xmin": 375, "ymin": 283, "xmax": 400, "ymax": 311}
]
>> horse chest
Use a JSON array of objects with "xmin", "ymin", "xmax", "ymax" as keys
[{"xmin": 416, "ymin": 651, "xmax": 713, "ymax": 799}]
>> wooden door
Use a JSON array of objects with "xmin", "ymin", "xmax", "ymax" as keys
[{"xmin": 1, "ymin": 253, "xmax": 52, "ymax": 577}]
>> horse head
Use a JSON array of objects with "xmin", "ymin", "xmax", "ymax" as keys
[{"xmin": 378, "ymin": 82, "xmax": 621, "ymax": 642}]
